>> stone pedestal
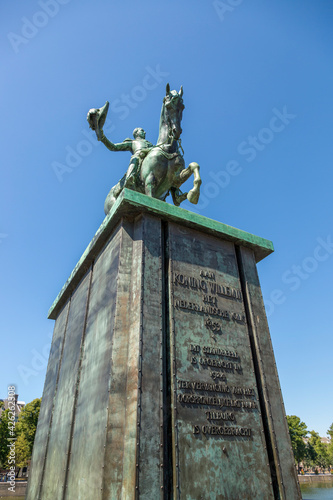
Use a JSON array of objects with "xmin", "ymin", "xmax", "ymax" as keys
[{"xmin": 26, "ymin": 189, "xmax": 301, "ymax": 500}]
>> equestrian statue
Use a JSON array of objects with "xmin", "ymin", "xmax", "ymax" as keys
[{"xmin": 87, "ymin": 84, "xmax": 202, "ymax": 215}]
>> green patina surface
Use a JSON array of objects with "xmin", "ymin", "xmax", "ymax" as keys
[
  {"xmin": 36, "ymin": 193, "xmax": 302, "ymax": 499},
  {"xmin": 124, "ymin": 189, "xmax": 274, "ymax": 256},
  {"xmin": 48, "ymin": 189, "xmax": 273, "ymax": 320},
  {"xmin": 88, "ymin": 85, "xmax": 202, "ymax": 214}
]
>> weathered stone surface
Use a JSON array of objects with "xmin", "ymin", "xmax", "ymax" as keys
[{"xmin": 27, "ymin": 193, "xmax": 300, "ymax": 499}]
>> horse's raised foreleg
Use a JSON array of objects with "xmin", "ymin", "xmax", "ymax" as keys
[
  {"xmin": 179, "ymin": 164, "xmax": 194, "ymax": 184},
  {"xmin": 179, "ymin": 162, "xmax": 201, "ymax": 205}
]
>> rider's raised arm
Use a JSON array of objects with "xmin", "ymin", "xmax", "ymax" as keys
[{"xmin": 100, "ymin": 134, "xmax": 133, "ymax": 153}]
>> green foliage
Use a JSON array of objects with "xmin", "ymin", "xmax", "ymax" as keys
[
  {"xmin": 327, "ymin": 423, "xmax": 333, "ymax": 467},
  {"xmin": 15, "ymin": 434, "xmax": 31, "ymax": 468},
  {"xmin": 307, "ymin": 431, "xmax": 329, "ymax": 469},
  {"xmin": 304, "ymin": 440, "xmax": 317, "ymax": 468},
  {"xmin": 328, "ymin": 447, "xmax": 333, "ymax": 466},
  {"xmin": 0, "ymin": 398, "xmax": 41, "ymax": 469},
  {"xmin": 0, "ymin": 409, "xmax": 12, "ymax": 467},
  {"xmin": 328, "ymin": 423, "xmax": 333, "ymax": 440},
  {"xmin": 16, "ymin": 398, "xmax": 41, "ymax": 456},
  {"xmin": 286, "ymin": 415, "xmax": 308, "ymax": 466}
]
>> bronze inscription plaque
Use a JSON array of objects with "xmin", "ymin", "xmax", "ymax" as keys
[{"xmin": 168, "ymin": 223, "xmax": 274, "ymax": 500}]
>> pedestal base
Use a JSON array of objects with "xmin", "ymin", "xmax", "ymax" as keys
[{"xmin": 26, "ymin": 190, "xmax": 301, "ymax": 500}]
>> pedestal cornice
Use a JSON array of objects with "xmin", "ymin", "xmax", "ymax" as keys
[{"xmin": 48, "ymin": 189, "xmax": 273, "ymax": 320}]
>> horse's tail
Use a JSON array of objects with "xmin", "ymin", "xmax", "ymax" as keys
[{"xmin": 104, "ymin": 178, "xmax": 123, "ymax": 215}]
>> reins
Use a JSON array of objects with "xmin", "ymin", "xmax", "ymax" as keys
[{"xmin": 153, "ymin": 131, "xmax": 184, "ymax": 160}]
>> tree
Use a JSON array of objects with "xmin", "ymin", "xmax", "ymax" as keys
[
  {"xmin": 286, "ymin": 415, "xmax": 308, "ymax": 470},
  {"xmin": 307, "ymin": 431, "xmax": 329, "ymax": 470},
  {"xmin": 0, "ymin": 409, "xmax": 12, "ymax": 467},
  {"xmin": 304, "ymin": 439, "xmax": 317, "ymax": 469},
  {"xmin": 327, "ymin": 423, "xmax": 333, "ymax": 441},
  {"xmin": 16, "ymin": 398, "xmax": 41, "ymax": 456},
  {"xmin": 327, "ymin": 423, "xmax": 333, "ymax": 468},
  {"xmin": 15, "ymin": 434, "xmax": 31, "ymax": 468},
  {"xmin": 0, "ymin": 398, "xmax": 41, "ymax": 470}
]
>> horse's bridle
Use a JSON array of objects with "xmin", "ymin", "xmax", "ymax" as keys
[
  {"xmin": 154, "ymin": 96, "xmax": 185, "ymax": 159},
  {"xmin": 153, "ymin": 132, "xmax": 184, "ymax": 160}
]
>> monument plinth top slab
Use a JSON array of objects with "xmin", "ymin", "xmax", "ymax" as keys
[{"xmin": 48, "ymin": 189, "xmax": 273, "ymax": 320}]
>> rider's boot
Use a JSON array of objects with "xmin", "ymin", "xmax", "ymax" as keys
[
  {"xmin": 123, "ymin": 163, "xmax": 137, "ymax": 189},
  {"xmin": 123, "ymin": 173, "xmax": 136, "ymax": 189}
]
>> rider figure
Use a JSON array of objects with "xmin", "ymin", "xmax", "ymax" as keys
[{"xmin": 99, "ymin": 127, "xmax": 153, "ymax": 189}]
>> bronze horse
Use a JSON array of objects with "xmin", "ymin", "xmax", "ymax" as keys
[{"xmin": 89, "ymin": 84, "xmax": 201, "ymax": 214}]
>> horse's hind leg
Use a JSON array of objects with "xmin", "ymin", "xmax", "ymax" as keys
[
  {"xmin": 171, "ymin": 187, "xmax": 188, "ymax": 206},
  {"xmin": 179, "ymin": 162, "xmax": 201, "ymax": 204},
  {"xmin": 104, "ymin": 181, "xmax": 122, "ymax": 215},
  {"xmin": 104, "ymin": 188, "xmax": 117, "ymax": 215},
  {"xmin": 144, "ymin": 173, "xmax": 157, "ymax": 198}
]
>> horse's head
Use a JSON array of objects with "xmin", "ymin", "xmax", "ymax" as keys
[{"xmin": 162, "ymin": 83, "xmax": 185, "ymax": 141}]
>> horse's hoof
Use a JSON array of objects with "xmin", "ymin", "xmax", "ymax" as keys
[
  {"xmin": 187, "ymin": 188, "xmax": 200, "ymax": 204},
  {"xmin": 174, "ymin": 192, "xmax": 188, "ymax": 206}
]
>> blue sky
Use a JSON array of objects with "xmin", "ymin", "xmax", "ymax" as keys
[{"xmin": 1, "ymin": 0, "xmax": 332, "ymax": 438}]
